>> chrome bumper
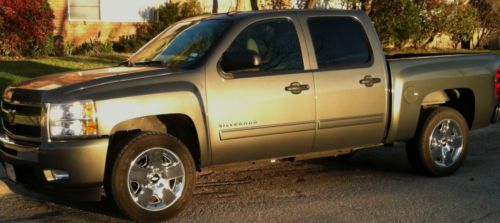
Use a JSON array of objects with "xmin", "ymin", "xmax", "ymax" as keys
[{"xmin": 0, "ymin": 133, "xmax": 38, "ymax": 162}]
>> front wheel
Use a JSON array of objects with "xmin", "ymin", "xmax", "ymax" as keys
[
  {"xmin": 406, "ymin": 107, "xmax": 469, "ymax": 176},
  {"xmin": 109, "ymin": 132, "xmax": 196, "ymax": 221}
]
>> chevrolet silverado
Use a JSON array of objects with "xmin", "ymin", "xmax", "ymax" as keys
[{"xmin": 1, "ymin": 10, "xmax": 499, "ymax": 221}]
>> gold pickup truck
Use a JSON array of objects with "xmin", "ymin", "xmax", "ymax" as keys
[{"xmin": 1, "ymin": 10, "xmax": 499, "ymax": 221}]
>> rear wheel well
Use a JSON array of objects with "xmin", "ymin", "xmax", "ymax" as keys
[{"xmin": 421, "ymin": 88, "xmax": 475, "ymax": 129}]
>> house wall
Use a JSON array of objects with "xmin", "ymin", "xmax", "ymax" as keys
[
  {"xmin": 49, "ymin": 0, "xmax": 257, "ymax": 45},
  {"xmin": 49, "ymin": 0, "xmax": 165, "ymax": 45}
]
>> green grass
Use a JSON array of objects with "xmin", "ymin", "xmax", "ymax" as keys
[{"xmin": 0, "ymin": 54, "xmax": 128, "ymax": 91}]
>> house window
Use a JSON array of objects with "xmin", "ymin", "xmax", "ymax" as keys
[{"xmin": 69, "ymin": 0, "xmax": 101, "ymax": 20}]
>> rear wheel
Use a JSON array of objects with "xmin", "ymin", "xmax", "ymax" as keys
[
  {"xmin": 406, "ymin": 107, "xmax": 469, "ymax": 176},
  {"xmin": 109, "ymin": 132, "xmax": 196, "ymax": 221}
]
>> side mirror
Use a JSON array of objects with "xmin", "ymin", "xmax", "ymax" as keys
[{"xmin": 221, "ymin": 50, "xmax": 261, "ymax": 73}]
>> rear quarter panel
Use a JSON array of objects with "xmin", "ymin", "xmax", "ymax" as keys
[{"xmin": 386, "ymin": 54, "xmax": 498, "ymax": 142}]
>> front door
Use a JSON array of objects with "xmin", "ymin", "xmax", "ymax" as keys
[{"xmin": 206, "ymin": 17, "xmax": 316, "ymax": 164}]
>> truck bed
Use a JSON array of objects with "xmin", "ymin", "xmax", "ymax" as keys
[{"xmin": 384, "ymin": 53, "xmax": 499, "ymax": 142}]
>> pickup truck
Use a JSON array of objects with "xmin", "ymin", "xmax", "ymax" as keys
[{"xmin": 1, "ymin": 10, "xmax": 499, "ymax": 221}]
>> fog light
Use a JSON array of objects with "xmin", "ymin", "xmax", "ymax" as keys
[{"xmin": 43, "ymin": 169, "xmax": 70, "ymax": 181}]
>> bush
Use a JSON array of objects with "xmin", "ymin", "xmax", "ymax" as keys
[
  {"xmin": 0, "ymin": 0, "xmax": 55, "ymax": 57},
  {"xmin": 446, "ymin": 5, "xmax": 480, "ymax": 49},
  {"xmin": 113, "ymin": 24, "xmax": 152, "ymax": 53},
  {"xmin": 149, "ymin": 0, "xmax": 203, "ymax": 35},
  {"xmin": 113, "ymin": 0, "xmax": 203, "ymax": 53},
  {"xmin": 371, "ymin": 0, "xmax": 422, "ymax": 48},
  {"xmin": 74, "ymin": 39, "xmax": 113, "ymax": 56}
]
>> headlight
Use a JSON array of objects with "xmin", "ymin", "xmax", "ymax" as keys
[{"xmin": 48, "ymin": 100, "xmax": 98, "ymax": 138}]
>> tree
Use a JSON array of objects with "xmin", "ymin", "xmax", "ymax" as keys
[
  {"xmin": 266, "ymin": 0, "xmax": 292, "ymax": 9},
  {"xmin": 446, "ymin": 4, "xmax": 480, "ymax": 49},
  {"xmin": 470, "ymin": 0, "xmax": 500, "ymax": 48},
  {"xmin": 251, "ymin": 0, "xmax": 259, "ymax": 10},
  {"xmin": 212, "ymin": 0, "xmax": 218, "ymax": 13},
  {"xmin": 339, "ymin": 0, "xmax": 373, "ymax": 14},
  {"xmin": 371, "ymin": 0, "xmax": 422, "ymax": 48},
  {"xmin": 412, "ymin": 0, "xmax": 453, "ymax": 49},
  {"xmin": 305, "ymin": 0, "xmax": 316, "ymax": 8}
]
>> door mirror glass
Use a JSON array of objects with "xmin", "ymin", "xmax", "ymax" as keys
[{"xmin": 221, "ymin": 50, "xmax": 262, "ymax": 73}]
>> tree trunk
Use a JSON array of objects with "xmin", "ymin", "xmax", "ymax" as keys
[
  {"xmin": 212, "ymin": 0, "xmax": 218, "ymax": 14},
  {"xmin": 361, "ymin": 0, "xmax": 373, "ymax": 15},
  {"xmin": 251, "ymin": 0, "xmax": 259, "ymax": 10},
  {"xmin": 305, "ymin": 0, "xmax": 316, "ymax": 9}
]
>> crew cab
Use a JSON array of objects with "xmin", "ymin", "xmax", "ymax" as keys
[{"xmin": 1, "ymin": 10, "xmax": 499, "ymax": 221}]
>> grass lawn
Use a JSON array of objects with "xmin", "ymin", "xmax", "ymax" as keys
[{"xmin": 0, "ymin": 54, "xmax": 128, "ymax": 91}]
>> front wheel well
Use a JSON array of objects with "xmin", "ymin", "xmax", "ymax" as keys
[{"xmin": 107, "ymin": 114, "xmax": 201, "ymax": 171}]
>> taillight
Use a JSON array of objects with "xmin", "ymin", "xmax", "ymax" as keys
[{"xmin": 496, "ymin": 67, "xmax": 500, "ymax": 99}]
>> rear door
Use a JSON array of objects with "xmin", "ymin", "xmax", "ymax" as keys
[{"xmin": 299, "ymin": 14, "xmax": 389, "ymax": 151}]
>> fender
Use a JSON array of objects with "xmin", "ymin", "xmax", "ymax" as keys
[{"xmin": 64, "ymin": 76, "xmax": 211, "ymax": 166}]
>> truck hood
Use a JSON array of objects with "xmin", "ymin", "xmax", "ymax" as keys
[{"xmin": 12, "ymin": 67, "xmax": 166, "ymax": 91}]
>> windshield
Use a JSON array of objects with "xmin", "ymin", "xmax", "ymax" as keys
[{"xmin": 128, "ymin": 19, "xmax": 232, "ymax": 70}]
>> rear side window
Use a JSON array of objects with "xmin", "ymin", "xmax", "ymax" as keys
[
  {"xmin": 223, "ymin": 20, "xmax": 304, "ymax": 74},
  {"xmin": 308, "ymin": 17, "xmax": 372, "ymax": 69}
]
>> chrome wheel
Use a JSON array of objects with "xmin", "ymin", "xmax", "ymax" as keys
[
  {"xmin": 429, "ymin": 119, "xmax": 464, "ymax": 167},
  {"xmin": 127, "ymin": 147, "xmax": 185, "ymax": 211}
]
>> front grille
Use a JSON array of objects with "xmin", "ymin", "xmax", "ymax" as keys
[{"xmin": 1, "ymin": 100, "xmax": 42, "ymax": 141}]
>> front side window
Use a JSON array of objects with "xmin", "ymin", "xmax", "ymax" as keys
[
  {"xmin": 69, "ymin": 0, "xmax": 101, "ymax": 20},
  {"xmin": 308, "ymin": 17, "xmax": 372, "ymax": 69},
  {"xmin": 222, "ymin": 19, "xmax": 304, "ymax": 74}
]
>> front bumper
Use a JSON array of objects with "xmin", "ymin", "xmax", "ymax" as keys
[{"xmin": 0, "ymin": 134, "xmax": 109, "ymax": 200}]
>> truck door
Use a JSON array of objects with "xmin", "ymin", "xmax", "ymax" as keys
[
  {"xmin": 205, "ymin": 16, "xmax": 316, "ymax": 165},
  {"xmin": 300, "ymin": 15, "xmax": 389, "ymax": 151}
]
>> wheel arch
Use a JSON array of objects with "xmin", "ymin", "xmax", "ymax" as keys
[
  {"xmin": 421, "ymin": 88, "xmax": 475, "ymax": 129},
  {"xmin": 108, "ymin": 114, "xmax": 204, "ymax": 171}
]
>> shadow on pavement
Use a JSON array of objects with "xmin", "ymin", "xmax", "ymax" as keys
[{"xmin": 0, "ymin": 169, "xmax": 127, "ymax": 222}]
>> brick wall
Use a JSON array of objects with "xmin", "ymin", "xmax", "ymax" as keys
[{"xmin": 48, "ymin": 0, "xmax": 140, "ymax": 45}]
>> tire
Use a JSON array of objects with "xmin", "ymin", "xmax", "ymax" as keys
[
  {"xmin": 406, "ymin": 107, "xmax": 469, "ymax": 176},
  {"xmin": 109, "ymin": 132, "xmax": 196, "ymax": 222}
]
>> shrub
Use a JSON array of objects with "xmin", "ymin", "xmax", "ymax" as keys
[
  {"xmin": 0, "ymin": 0, "xmax": 55, "ymax": 56},
  {"xmin": 371, "ymin": 0, "xmax": 422, "ymax": 48},
  {"xmin": 446, "ymin": 5, "xmax": 481, "ymax": 49},
  {"xmin": 113, "ymin": 24, "xmax": 152, "ymax": 53},
  {"xmin": 113, "ymin": 0, "xmax": 203, "ymax": 53},
  {"xmin": 149, "ymin": 0, "xmax": 203, "ymax": 35},
  {"xmin": 74, "ymin": 39, "xmax": 113, "ymax": 56}
]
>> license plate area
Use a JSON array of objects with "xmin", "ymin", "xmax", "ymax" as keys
[{"xmin": 4, "ymin": 163, "xmax": 16, "ymax": 182}]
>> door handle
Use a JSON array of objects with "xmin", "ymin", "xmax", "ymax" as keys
[
  {"xmin": 359, "ymin": 75, "xmax": 381, "ymax": 87},
  {"xmin": 285, "ymin": 82, "xmax": 310, "ymax": 94}
]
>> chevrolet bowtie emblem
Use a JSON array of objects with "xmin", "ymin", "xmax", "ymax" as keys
[{"xmin": 6, "ymin": 109, "xmax": 16, "ymax": 125}]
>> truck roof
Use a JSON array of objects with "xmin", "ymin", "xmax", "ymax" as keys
[{"xmin": 190, "ymin": 9, "xmax": 365, "ymax": 22}]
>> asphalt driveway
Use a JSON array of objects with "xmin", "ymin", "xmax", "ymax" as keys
[{"xmin": 0, "ymin": 124, "xmax": 499, "ymax": 222}]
